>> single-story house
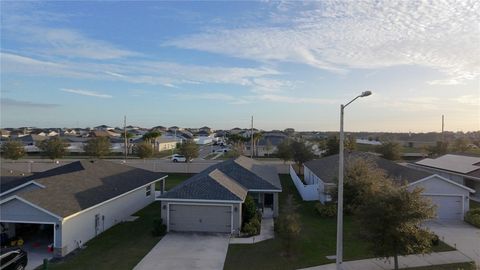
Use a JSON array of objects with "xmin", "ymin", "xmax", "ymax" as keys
[
  {"xmin": 408, "ymin": 154, "xmax": 480, "ymax": 201},
  {"xmin": 0, "ymin": 160, "xmax": 166, "ymax": 257},
  {"xmin": 158, "ymin": 156, "xmax": 282, "ymax": 234},
  {"xmin": 303, "ymin": 152, "xmax": 475, "ymax": 220}
]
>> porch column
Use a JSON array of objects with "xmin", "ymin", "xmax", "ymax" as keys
[
  {"xmin": 273, "ymin": 193, "xmax": 279, "ymax": 217},
  {"xmin": 162, "ymin": 179, "xmax": 166, "ymax": 194}
]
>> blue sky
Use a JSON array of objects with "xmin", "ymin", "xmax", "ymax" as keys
[{"xmin": 1, "ymin": 1, "xmax": 479, "ymax": 131}]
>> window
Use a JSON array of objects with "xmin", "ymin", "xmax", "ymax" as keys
[{"xmin": 145, "ymin": 185, "xmax": 151, "ymax": 197}]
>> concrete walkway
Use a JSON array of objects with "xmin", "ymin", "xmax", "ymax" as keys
[
  {"xmin": 299, "ymin": 251, "xmax": 472, "ymax": 270},
  {"xmin": 229, "ymin": 217, "xmax": 274, "ymax": 244},
  {"xmin": 134, "ymin": 233, "xmax": 230, "ymax": 270},
  {"xmin": 425, "ymin": 219, "xmax": 480, "ymax": 266}
]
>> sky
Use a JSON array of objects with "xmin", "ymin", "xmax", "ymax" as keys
[{"xmin": 1, "ymin": 1, "xmax": 479, "ymax": 132}]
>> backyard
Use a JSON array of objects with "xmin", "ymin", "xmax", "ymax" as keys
[
  {"xmin": 223, "ymin": 174, "xmax": 454, "ymax": 270},
  {"xmin": 155, "ymin": 173, "xmax": 193, "ymax": 191}
]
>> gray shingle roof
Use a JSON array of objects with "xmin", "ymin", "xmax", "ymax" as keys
[
  {"xmin": 14, "ymin": 160, "xmax": 166, "ymax": 217},
  {"xmin": 0, "ymin": 169, "xmax": 33, "ymax": 192},
  {"xmin": 161, "ymin": 156, "xmax": 281, "ymax": 201},
  {"xmin": 304, "ymin": 152, "xmax": 432, "ymax": 184}
]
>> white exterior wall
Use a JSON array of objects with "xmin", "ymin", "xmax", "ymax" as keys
[
  {"xmin": 408, "ymin": 176, "xmax": 471, "ymax": 215},
  {"xmin": 60, "ymin": 182, "xmax": 156, "ymax": 256}
]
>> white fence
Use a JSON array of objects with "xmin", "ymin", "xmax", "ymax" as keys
[{"xmin": 289, "ymin": 165, "xmax": 319, "ymax": 201}]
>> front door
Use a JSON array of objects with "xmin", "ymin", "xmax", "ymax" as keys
[{"xmin": 264, "ymin": 193, "xmax": 274, "ymax": 208}]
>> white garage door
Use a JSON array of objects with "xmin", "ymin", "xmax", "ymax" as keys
[
  {"xmin": 169, "ymin": 204, "xmax": 232, "ymax": 233},
  {"xmin": 423, "ymin": 195, "xmax": 463, "ymax": 220}
]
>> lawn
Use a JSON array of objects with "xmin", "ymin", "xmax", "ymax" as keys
[
  {"xmin": 47, "ymin": 202, "xmax": 163, "ymax": 270},
  {"xmin": 402, "ymin": 262, "xmax": 476, "ymax": 270},
  {"xmin": 224, "ymin": 174, "xmax": 454, "ymax": 270},
  {"xmin": 155, "ymin": 173, "xmax": 193, "ymax": 191}
]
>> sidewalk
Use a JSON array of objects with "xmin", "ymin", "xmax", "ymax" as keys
[
  {"xmin": 298, "ymin": 251, "xmax": 472, "ymax": 270},
  {"xmin": 229, "ymin": 217, "xmax": 274, "ymax": 244}
]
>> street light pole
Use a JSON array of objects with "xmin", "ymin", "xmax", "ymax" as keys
[{"xmin": 336, "ymin": 91, "xmax": 372, "ymax": 270}]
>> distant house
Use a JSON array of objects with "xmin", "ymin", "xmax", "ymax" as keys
[
  {"xmin": 301, "ymin": 152, "xmax": 474, "ymax": 220},
  {"xmin": 199, "ymin": 126, "xmax": 212, "ymax": 133},
  {"xmin": 89, "ymin": 130, "xmax": 120, "ymax": 138},
  {"xmin": 94, "ymin": 125, "xmax": 114, "ymax": 131},
  {"xmin": 158, "ymin": 156, "xmax": 281, "ymax": 234},
  {"xmin": 255, "ymin": 132, "xmax": 288, "ymax": 156},
  {"xmin": 0, "ymin": 129, "xmax": 11, "ymax": 138},
  {"xmin": 409, "ymin": 154, "xmax": 480, "ymax": 201},
  {"xmin": 230, "ymin": 127, "xmax": 243, "ymax": 135},
  {"xmin": 168, "ymin": 126, "xmax": 182, "ymax": 132},
  {"xmin": 151, "ymin": 126, "xmax": 167, "ymax": 132},
  {"xmin": 0, "ymin": 160, "xmax": 167, "ymax": 257},
  {"xmin": 18, "ymin": 135, "xmax": 49, "ymax": 152}
]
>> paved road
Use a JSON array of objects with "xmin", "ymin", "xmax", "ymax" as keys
[
  {"xmin": 425, "ymin": 219, "xmax": 480, "ymax": 266},
  {"xmin": 134, "ymin": 233, "xmax": 230, "ymax": 270}
]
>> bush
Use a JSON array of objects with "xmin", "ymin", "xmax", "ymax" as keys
[
  {"xmin": 431, "ymin": 234, "xmax": 440, "ymax": 246},
  {"xmin": 465, "ymin": 208, "xmax": 480, "ymax": 228},
  {"xmin": 242, "ymin": 216, "xmax": 261, "ymax": 236},
  {"xmin": 315, "ymin": 203, "xmax": 337, "ymax": 218},
  {"xmin": 242, "ymin": 196, "xmax": 257, "ymax": 225},
  {"xmin": 151, "ymin": 218, "xmax": 167, "ymax": 236}
]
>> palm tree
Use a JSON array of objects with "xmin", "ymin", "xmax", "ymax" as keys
[
  {"xmin": 142, "ymin": 131, "xmax": 162, "ymax": 150},
  {"xmin": 252, "ymin": 132, "xmax": 263, "ymax": 157}
]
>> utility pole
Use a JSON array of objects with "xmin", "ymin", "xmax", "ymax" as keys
[
  {"xmin": 441, "ymin": 114, "xmax": 445, "ymax": 142},
  {"xmin": 124, "ymin": 115, "xmax": 127, "ymax": 161},
  {"xmin": 250, "ymin": 116, "xmax": 254, "ymax": 158}
]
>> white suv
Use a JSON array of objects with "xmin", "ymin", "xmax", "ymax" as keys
[{"xmin": 171, "ymin": 154, "xmax": 187, "ymax": 163}]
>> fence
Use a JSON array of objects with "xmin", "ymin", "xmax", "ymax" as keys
[{"xmin": 289, "ymin": 165, "xmax": 319, "ymax": 201}]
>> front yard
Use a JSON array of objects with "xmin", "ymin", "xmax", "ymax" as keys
[
  {"xmin": 47, "ymin": 202, "xmax": 163, "ymax": 270},
  {"xmin": 224, "ymin": 174, "xmax": 454, "ymax": 270},
  {"xmin": 155, "ymin": 173, "xmax": 193, "ymax": 191}
]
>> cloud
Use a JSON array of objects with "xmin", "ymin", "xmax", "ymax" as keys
[
  {"xmin": 60, "ymin": 88, "xmax": 112, "ymax": 98},
  {"xmin": 453, "ymin": 95, "xmax": 480, "ymax": 106},
  {"xmin": 0, "ymin": 98, "xmax": 60, "ymax": 108},
  {"xmin": 257, "ymin": 94, "xmax": 338, "ymax": 104},
  {"xmin": 172, "ymin": 92, "xmax": 250, "ymax": 105},
  {"xmin": 165, "ymin": 1, "xmax": 480, "ymax": 84}
]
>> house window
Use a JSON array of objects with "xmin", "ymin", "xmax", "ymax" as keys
[{"xmin": 145, "ymin": 185, "xmax": 151, "ymax": 197}]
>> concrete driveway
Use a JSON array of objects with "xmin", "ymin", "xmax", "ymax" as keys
[
  {"xmin": 425, "ymin": 219, "xmax": 480, "ymax": 265},
  {"xmin": 134, "ymin": 233, "xmax": 230, "ymax": 270}
]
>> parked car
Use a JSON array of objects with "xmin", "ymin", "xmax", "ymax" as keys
[
  {"xmin": 0, "ymin": 247, "xmax": 28, "ymax": 270},
  {"xmin": 215, "ymin": 148, "xmax": 230, "ymax": 153},
  {"xmin": 171, "ymin": 154, "xmax": 187, "ymax": 163}
]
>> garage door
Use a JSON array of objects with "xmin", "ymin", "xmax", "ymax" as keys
[
  {"xmin": 169, "ymin": 204, "xmax": 231, "ymax": 233},
  {"xmin": 423, "ymin": 195, "xmax": 463, "ymax": 220}
]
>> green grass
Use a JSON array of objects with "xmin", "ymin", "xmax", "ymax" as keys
[
  {"xmin": 155, "ymin": 173, "xmax": 193, "ymax": 191},
  {"xmin": 47, "ymin": 202, "xmax": 162, "ymax": 270},
  {"xmin": 224, "ymin": 174, "xmax": 454, "ymax": 270},
  {"xmin": 401, "ymin": 262, "xmax": 476, "ymax": 270}
]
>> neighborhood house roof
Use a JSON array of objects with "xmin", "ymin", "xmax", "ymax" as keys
[
  {"xmin": 6, "ymin": 160, "xmax": 166, "ymax": 218},
  {"xmin": 415, "ymin": 154, "xmax": 480, "ymax": 176},
  {"xmin": 304, "ymin": 152, "xmax": 432, "ymax": 184},
  {"xmin": 161, "ymin": 156, "xmax": 281, "ymax": 201},
  {"xmin": 0, "ymin": 168, "xmax": 33, "ymax": 192}
]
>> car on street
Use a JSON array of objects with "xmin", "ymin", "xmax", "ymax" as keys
[
  {"xmin": 171, "ymin": 154, "xmax": 187, "ymax": 163},
  {"xmin": 0, "ymin": 247, "xmax": 28, "ymax": 270},
  {"xmin": 214, "ymin": 148, "xmax": 230, "ymax": 153}
]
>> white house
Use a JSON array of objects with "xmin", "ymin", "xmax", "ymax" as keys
[
  {"xmin": 408, "ymin": 154, "xmax": 480, "ymax": 201},
  {"xmin": 0, "ymin": 160, "xmax": 166, "ymax": 257},
  {"xmin": 302, "ymin": 152, "xmax": 475, "ymax": 220}
]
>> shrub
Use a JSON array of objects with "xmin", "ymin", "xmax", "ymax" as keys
[
  {"xmin": 242, "ymin": 216, "xmax": 261, "ymax": 236},
  {"xmin": 315, "ymin": 203, "xmax": 337, "ymax": 218},
  {"xmin": 151, "ymin": 218, "xmax": 167, "ymax": 236},
  {"xmin": 431, "ymin": 234, "xmax": 440, "ymax": 246},
  {"xmin": 465, "ymin": 208, "xmax": 480, "ymax": 228},
  {"xmin": 242, "ymin": 196, "xmax": 257, "ymax": 225}
]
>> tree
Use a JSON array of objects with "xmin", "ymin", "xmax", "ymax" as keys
[
  {"xmin": 377, "ymin": 141, "xmax": 402, "ymax": 160},
  {"xmin": 142, "ymin": 131, "xmax": 161, "ymax": 150},
  {"xmin": 277, "ymin": 195, "xmax": 301, "ymax": 257},
  {"xmin": 291, "ymin": 141, "xmax": 314, "ymax": 175},
  {"xmin": 345, "ymin": 135, "xmax": 357, "ymax": 151},
  {"xmin": 325, "ymin": 136, "xmax": 339, "ymax": 156},
  {"xmin": 178, "ymin": 140, "xmax": 199, "ymax": 162},
  {"xmin": 265, "ymin": 139, "xmax": 273, "ymax": 157},
  {"xmin": 242, "ymin": 195, "xmax": 257, "ymax": 225},
  {"xmin": 37, "ymin": 138, "xmax": 67, "ymax": 160},
  {"xmin": 1, "ymin": 140, "xmax": 25, "ymax": 160},
  {"xmin": 251, "ymin": 132, "xmax": 263, "ymax": 157},
  {"xmin": 357, "ymin": 185, "xmax": 436, "ymax": 270},
  {"xmin": 453, "ymin": 137, "xmax": 470, "ymax": 152},
  {"xmin": 426, "ymin": 141, "xmax": 449, "ymax": 156},
  {"xmin": 84, "ymin": 137, "xmax": 111, "ymax": 158},
  {"xmin": 276, "ymin": 139, "xmax": 293, "ymax": 163},
  {"xmin": 331, "ymin": 157, "xmax": 390, "ymax": 214},
  {"xmin": 135, "ymin": 142, "xmax": 154, "ymax": 159}
]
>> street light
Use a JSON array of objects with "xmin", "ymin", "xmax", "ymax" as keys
[{"xmin": 336, "ymin": 90, "xmax": 372, "ymax": 270}]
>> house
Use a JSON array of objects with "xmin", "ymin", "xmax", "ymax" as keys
[
  {"xmin": 158, "ymin": 156, "xmax": 282, "ymax": 234},
  {"xmin": 199, "ymin": 126, "xmax": 212, "ymax": 133},
  {"xmin": 18, "ymin": 135, "xmax": 49, "ymax": 152},
  {"xmin": 154, "ymin": 138, "xmax": 177, "ymax": 151},
  {"xmin": 0, "ymin": 160, "xmax": 167, "ymax": 257},
  {"xmin": 409, "ymin": 154, "xmax": 480, "ymax": 201},
  {"xmin": 93, "ymin": 125, "xmax": 114, "ymax": 131},
  {"xmin": 302, "ymin": 152, "xmax": 474, "ymax": 220}
]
